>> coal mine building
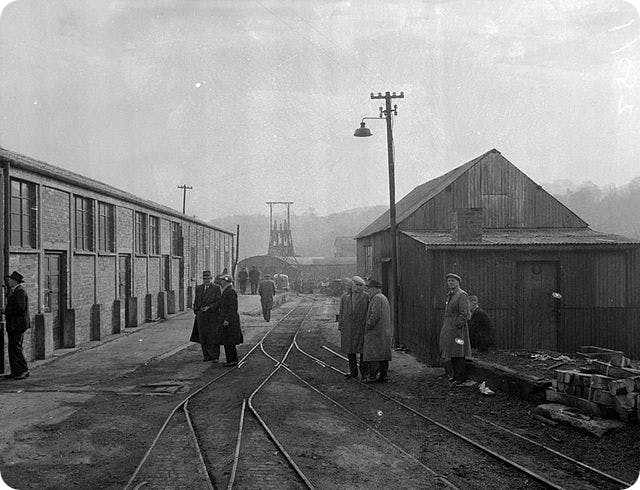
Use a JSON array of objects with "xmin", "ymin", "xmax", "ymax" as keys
[
  {"xmin": 0, "ymin": 148, "xmax": 234, "ymax": 368},
  {"xmin": 355, "ymin": 149, "xmax": 640, "ymax": 362}
]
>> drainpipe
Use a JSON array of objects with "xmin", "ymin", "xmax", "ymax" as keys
[{"xmin": 1, "ymin": 159, "xmax": 10, "ymax": 373}]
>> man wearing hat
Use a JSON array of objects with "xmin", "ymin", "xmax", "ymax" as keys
[
  {"xmin": 338, "ymin": 276, "xmax": 369, "ymax": 379},
  {"xmin": 362, "ymin": 277, "xmax": 392, "ymax": 383},
  {"xmin": 190, "ymin": 271, "xmax": 222, "ymax": 362},
  {"xmin": 439, "ymin": 273, "xmax": 472, "ymax": 385},
  {"xmin": 258, "ymin": 274, "xmax": 276, "ymax": 322},
  {"xmin": 2, "ymin": 271, "xmax": 31, "ymax": 379},
  {"xmin": 216, "ymin": 274, "xmax": 243, "ymax": 367}
]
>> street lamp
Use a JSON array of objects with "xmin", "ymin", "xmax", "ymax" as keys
[{"xmin": 354, "ymin": 91, "xmax": 404, "ymax": 348}]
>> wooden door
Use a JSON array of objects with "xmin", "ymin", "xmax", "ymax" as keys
[
  {"xmin": 119, "ymin": 255, "xmax": 131, "ymax": 327},
  {"xmin": 44, "ymin": 253, "xmax": 64, "ymax": 348},
  {"xmin": 517, "ymin": 261, "xmax": 559, "ymax": 350}
]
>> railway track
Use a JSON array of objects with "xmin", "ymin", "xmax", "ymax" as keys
[{"xmin": 293, "ymin": 337, "xmax": 633, "ymax": 489}]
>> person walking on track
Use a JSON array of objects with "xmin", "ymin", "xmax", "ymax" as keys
[
  {"xmin": 439, "ymin": 273, "xmax": 472, "ymax": 385},
  {"xmin": 2, "ymin": 271, "xmax": 31, "ymax": 380},
  {"xmin": 258, "ymin": 274, "xmax": 276, "ymax": 322},
  {"xmin": 248, "ymin": 266, "xmax": 261, "ymax": 295},
  {"xmin": 216, "ymin": 275, "xmax": 243, "ymax": 367},
  {"xmin": 362, "ymin": 278, "xmax": 392, "ymax": 383},
  {"xmin": 190, "ymin": 270, "xmax": 222, "ymax": 362},
  {"xmin": 338, "ymin": 276, "xmax": 369, "ymax": 379}
]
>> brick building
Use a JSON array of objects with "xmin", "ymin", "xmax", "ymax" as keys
[{"xmin": 0, "ymin": 148, "xmax": 234, "ymax": 366}]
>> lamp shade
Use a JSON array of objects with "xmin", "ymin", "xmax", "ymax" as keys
[{"xmin": 353, "ymin": 122, "xmax": 372, "ymax": 137}]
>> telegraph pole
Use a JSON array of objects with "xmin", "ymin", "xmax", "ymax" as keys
[
  {"xmin": 177, "ymin": 185, "xmax": 193, "ymax": 214},
  {"xmin": 371, "ymin": 91, "xmax": 404, "ymax": 348}
]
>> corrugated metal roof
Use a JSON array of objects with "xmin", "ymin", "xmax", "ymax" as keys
[
  {"xmin": 355, "ymin": 149, "xmax": 497, "ymax": 239},
  {"xmin": 0, "ymin": 147, "xmax": 233, "ymax": 235},
  {"xmin": 402, "ymin": 228, "xmax": 640, "ymax": 247}
]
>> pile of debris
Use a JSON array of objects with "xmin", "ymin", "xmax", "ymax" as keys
[{"xmin": 546, "ymin": 346, "xmax": 640, "ymax": 423}]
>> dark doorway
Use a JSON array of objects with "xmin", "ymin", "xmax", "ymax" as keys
[
  {"xmin": 162, "ymin": 255, "xmax": 171, "ymax": 291},
  {"xmin": 44, "ymin": 252, "xmax": 65, "ymax": 348},
  {"xmin": 517, "ymin": 261, "xmax": 559, "ymax": 350},
  {"xmin": 119, "ymin": 254, "xmax": 131, "ymax": 327}
]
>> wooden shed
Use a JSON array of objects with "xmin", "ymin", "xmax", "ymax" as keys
[{"xmin": 355, "ymin": 149, "xmax": 640, "ymax": 361}]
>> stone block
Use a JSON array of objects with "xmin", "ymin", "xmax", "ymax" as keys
[
  {"xmin": 167, "ymin": 290, "xmax": 176, "ymax": 315},
  {"xmin": 145, "ymin": 293, "xmax": 153, "ymax": 321},
  {"xmin": 34, "ymin": 313, "xmax": 53, "ymax": 360},
  {"xmin": 157, "ymin": 291, "xmax": 168, "ymax": 319},
  {"xmin": 62, "ymin": 309, "xmax": 76, "ymax": 348},
  {"xmin": 111, "ymin": 300, "xmax": 121, "ymax": 334},
  {"xmin": 127, "ymin": 297, "xmax": 138, "ymax": 327},
  {"xmin": 90, "ymin": 303, "xmax": 103, "ymax": 341},
  {"xmin": 535, "ymin": 403, "xmax": 624, "ymax": 437}
]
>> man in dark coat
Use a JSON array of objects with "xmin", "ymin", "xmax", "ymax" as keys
[
  {"xmin": 258, "ymin": 274, "xmax": 276, "ymax": 322},
  {"xmin": 439, "ymin": 273, "xmax": 471, "ymax": 384},
  {"xmin": 238, "ymin": 267, "xmax": 248, "ymax": 295},
  {"xmin": 338, "ymin": 276, "xmax": 369, "ymax": 379},
  {"xmin": 190, "ymin": 271, "xmax": 222, "ymax": 362},
  {"xmin": 2, "ymin": 271, "xmax": 30, "ymax": 379},
  {"xmin": 248, "ymin": 266, "xmax": 261, "ymax": 295},
  {"xmin": 362, "ymin": 278, "xmax": 392, "ymax": 383},
  {"xmin": 216, "ymin": 275, "xmax": 243, "ymax": 366},
  {"xmin": 468, "ymin": 295, "xmax": 495, "ymax": 352}
]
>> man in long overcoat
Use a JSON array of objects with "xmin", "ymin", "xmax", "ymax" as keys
[
  {"xmin": 248, "ymin": 266, "xmax": 261, "ymax": 295},
  {"xmin": 362, "ymin": 278, "xmax": 392, "ymax": 383},
  {"xmin": 439, "ymin": 273, "xmax": 472, "ymax": 383},
  {"xmin": 258, "ymin": 274, "xmax": 276, "ymax": 322},
  {"xmin": 2, "ymin": 271, "xmax": 31, "ymax": 379},
  {"xmin": 190, "ymin": 270, "xmax": 222, "ymax": 362},
  {"xmin": 338, "ymin": 276, "xmax": 369, "ymax": 379},
  {"xmin": 216, "ymin": 275, "xmax": 243, "ymax": 366}
]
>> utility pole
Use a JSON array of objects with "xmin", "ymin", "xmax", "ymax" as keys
[
  {"xmin": 177, "ymin": 185, "xmax": 193, "ymax": 214},
  {"xmin": 371, "ymin": 91, "xmax": 404, "ymax": 348}
]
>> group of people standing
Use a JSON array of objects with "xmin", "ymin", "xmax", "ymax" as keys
[
  {"xmin": 190, "ymin": 270, "xmax": 244, "ymax": 366},
  {"xmin": 337, "ymin": 276, "xmax": 392, "ymax": 383},
  {"xmin": 236, "ymin": 266, "xmax": 261, "ymax": 295}
]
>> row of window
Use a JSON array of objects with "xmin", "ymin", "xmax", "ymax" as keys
[{"xmin": 10, "ymin": 178, "xmax": 184, "ymax": 255}]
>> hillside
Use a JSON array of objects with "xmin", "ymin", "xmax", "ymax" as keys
[{"xmin": 210, "ymin": 205, "xmax": 387, "ymax": 259}]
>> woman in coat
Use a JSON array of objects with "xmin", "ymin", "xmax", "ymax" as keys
[
  {"xmin": 439, "ymin": 273, "xmax": 472, "ymax": 383},
  {"xmin": 362, "ymin": 278, "xmax": 392, "ymax": 383},
  {"xmin": 216, "ymin": 275, "xmax": 244, "ymax": 367}
]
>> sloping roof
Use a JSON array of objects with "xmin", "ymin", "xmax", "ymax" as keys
[
  {"xmin": 0, "ymin": 147, "xmax": 233, "ymax": 234},
  {"xmin": 402, "ymin": 229, "xmax": 640, "ymax": 247},
  {"xmin": 355, "ymin": 149, "xmax": 496, "ymax": 238}
]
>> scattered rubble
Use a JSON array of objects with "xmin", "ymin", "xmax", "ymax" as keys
[{"xmin": 544, "ymin": 346, "xmax": 640, "ymax": 427}]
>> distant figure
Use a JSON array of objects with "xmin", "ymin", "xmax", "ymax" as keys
[
  {"xmin": 439, "ymin": 273, "xmax": 471, "ymax": 384},
  {"xmin": 2, "ymin": 271, "xmax": 31, "ymax": 379},
  {"xmin": 190, "ymin": 271, "xmax": 222, "ymax": 362},
  {"xmin": 258, "ymin": 274, "xmax": 277, "ymax": 322},
  {"xmin": 216, "ymin": 275, "xmax": 243, "ymax": 367},
  {"xmin": 238, "ymin": 267, "xmax": 249, "ymax": 295},
  {"xmin": 468, "ymin": 295, "xmax": 495, "ymax": 352},
  {"xmin": 362, "ymin": 278, "xmax": 392, "ymax": 383},
  {"xmin": 248, "ymin": 266, "xmax": 261, "ymax": 295},
  {"xmin": 338, "ymin": 276, "xmax": 369, "ymax": 379}
]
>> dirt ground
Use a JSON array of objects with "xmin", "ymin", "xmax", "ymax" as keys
[{"xmin": 1, "ymin": 294, "xmax": 639, "ymax": 489}]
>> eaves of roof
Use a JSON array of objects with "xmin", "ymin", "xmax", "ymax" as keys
[{"xmin": 0, "ymin": 147, "xmax": 233, "ymax": 235}]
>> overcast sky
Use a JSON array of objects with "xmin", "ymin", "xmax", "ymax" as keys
[{"xmin": 1, "ymin": 0, "xmax": 639, "ymax": 220}]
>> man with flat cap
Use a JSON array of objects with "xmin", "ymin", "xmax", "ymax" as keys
[
  {"xmin": 2, "ymin": 271, "xmax": 31, "ymax": 379},
  {"xmin": 338, "ymin": 275, "xmax": 369, "ymax": 379},
  {"xmin": 439, "ymin": 273, "xmax": 472, "ymax": 385},
  {"xmin": 190, "ymin": 270, "xmax": 222, "ymax": 362},
  {"xmin": 362, "ymin": 277, "xmax": 392, "ymax": 383}
]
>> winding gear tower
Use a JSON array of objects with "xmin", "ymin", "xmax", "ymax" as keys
[{"xmin": 266, "ymin": 201, "xmax": 296, "ymax": 259}]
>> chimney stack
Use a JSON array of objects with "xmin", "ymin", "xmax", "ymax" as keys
[{"xmin": 451, "ymin": 208, "xmax": 483, "ymax": 242}]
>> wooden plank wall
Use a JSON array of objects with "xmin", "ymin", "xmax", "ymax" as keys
[
  {"xmin": 399, "ymin": 152, "xmax": 587, "ymax": 231},
  {"xmin": 398, "ymin": 241, "xmax": 640, "ymax": 362}
]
